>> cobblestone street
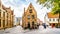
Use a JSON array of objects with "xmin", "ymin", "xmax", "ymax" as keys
[{"xmin": 0, "ymin": 26, "xmax": 60, "ymax": 34}]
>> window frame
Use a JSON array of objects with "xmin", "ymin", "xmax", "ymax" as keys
[
  {"xmin": 29, "ymin": 9, "xmax": 32, "ymax": 13},
  {"xmin": 49, "ymin": 18, "xmax": 51, "ymax": 21}
]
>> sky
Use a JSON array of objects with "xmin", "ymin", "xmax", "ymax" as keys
[{"xmin": 1, "ymin": 0, "xmax": 51, "ymax": 22}]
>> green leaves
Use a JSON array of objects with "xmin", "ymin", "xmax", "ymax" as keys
[
  {"xmin": 37, "ymin": 0, "xmax": 47, "ymax": 4},
  {"xmin": 37, "ymin": 0, "xmax": 60, "ymax": 15}
]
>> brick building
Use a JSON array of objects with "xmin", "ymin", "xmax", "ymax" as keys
[
  {"xmin": 22, "ymin": 3, "xmax": 38, "ymax": 29},
  {"xmin": 0, "ymin": 0, "xmax": 14, "ymax": 29}
]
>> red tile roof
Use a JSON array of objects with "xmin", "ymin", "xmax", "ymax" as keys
[{"xmin": 47, "ymin": 12, "xmax": 59, "ymax": 18}]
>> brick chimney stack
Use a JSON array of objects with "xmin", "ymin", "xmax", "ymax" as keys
[
  {"xmin": 0, "ymin": 0, "xmax": 2, "ymax": 8},
  {"xmin": 24, "ymin": 7, "xmax": 25, "ymax": 15}
]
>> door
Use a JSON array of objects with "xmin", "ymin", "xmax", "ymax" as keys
[
  {"xmin": 3, "ymin": 20, "xmax": 5, "ymax": 27},
  {"xmin": 28, "ymin": 22, "xmax": 30, "ymax": 28},
  {"xmin": 0, "ymin": 19, "xmax": 1, "ymax": 27},
  {"xmin": 32, "ymin": 21, "xmax": 34, "ymax": 28}
]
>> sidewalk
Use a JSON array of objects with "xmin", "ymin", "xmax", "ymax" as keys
[{"xmin": 0, "ymin": 27, "xmax": 14, "ymax": 34}]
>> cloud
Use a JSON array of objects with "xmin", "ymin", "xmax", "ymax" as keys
[{"xmin": 2, "ymin": 0, "xmax": 51, "ymax": 22}]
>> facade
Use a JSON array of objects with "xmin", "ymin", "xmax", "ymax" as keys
[
  {"xmin": 37, "ymin": 18, "xmax": 43, "ymax": 25},
  {"xmin": 22, "ymin": 3, "xmax": 38, "ymax": 29},
  {"xmin": 44, "ymin": 12, "xmax": 59, "ymax": 27},
  {"xmin": 0, "ymin": 0, "xmax": 14, "ymax": 29},
  {"xmin": 15, "ymin": 17, "xmax": 20, "ymax": 26}
]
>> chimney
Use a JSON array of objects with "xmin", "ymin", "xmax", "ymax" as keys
[
  {"xmin": 0, "ymin": 0, "xmax": 2, "ymax": 8},
  {"xmin": 24, "ymin": 7, "xmax": 25, "ymax": 14}
]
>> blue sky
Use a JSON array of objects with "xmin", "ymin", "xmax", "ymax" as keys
[{"xmin": 1, "ymin": 0, "xmax": 51, "ymax": 22}]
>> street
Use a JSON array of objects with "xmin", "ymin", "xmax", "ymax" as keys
[{"xmin": 0, "ymin": 26, "xmax": 60, "ymax": 34}]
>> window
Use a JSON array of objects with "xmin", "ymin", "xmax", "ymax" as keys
[
  {"xmin": 29, "ymin": 9, "xmax": 32, "ymax": 13},
  {"xmin": 7, "ymin": 13, "xmax": 8, "ymax": 18},
  {"xmin": 3, "ymin": 20, "xmax": 5, "ymax": 27},
  {"xmin": 53, "ymin": 19, "xmax": 55, "ymax": 21},
  {"xmin": 0, "ymin": 9, "xmax": 1, "ymax": 11},
  {"xmin": 3, "ymin": 12, "xmax": 5, "ymax": 17},
  {"xmin": 32, "ymin": 15, "xmax": 34, "ymax": 19},
  {"xmin": 56, "ymin": 19, "xmax": 59, "ymax": 21},
  {"xmin": 49, "ymin": 19, "xmax": 51, "ymax": 21},
  {"xmin": 27, "ymin": 15, "xmax": 30, "ymax": 19},
  {"xmin": 30, "ymin": 6, "xmax": 32, "ymax": 8},
  {"xmin": 17, "ymin": 18, "xmax": 18, "ymax": 22},
  {"xmin": 0, "ymin": 12, "xmax": 1, "ymax": 18},
  {"xmin": 57, "ymin": 19, "xmax": 60, "ymax": 22},
  {"xmin": 32, "ymin": 21, "xmax": 34, "ymax": 25},
  {"xmin": 0, "ymin": 19, "xmax": 1, "ymax": 27},
  {"xmin": 6, "ymin": 19, "xmax": 8, "ymax": 26}
]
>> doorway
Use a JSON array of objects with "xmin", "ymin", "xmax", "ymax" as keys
[
  {"xmin": 32, "ymin": 21, "xmax": 34, "ymax": 29},
  {"xmin": 28, "ymin": 22, "xmax": 30, "ymax": 28},
  {"xmin": 3, "ymin": 20, "xmax": 5, "ymax": 27}
]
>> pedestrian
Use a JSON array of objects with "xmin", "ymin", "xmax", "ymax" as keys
[{"xmin": 43, "ymin": 23, "xmax": 46, "ymax": 29}]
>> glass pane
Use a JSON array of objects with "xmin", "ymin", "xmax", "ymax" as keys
[{"xmin": 27, "ymin": 15, "xmax": 30, "ymax": 19}]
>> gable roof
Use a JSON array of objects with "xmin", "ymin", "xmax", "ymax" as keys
[
  {"xmin": 25, "ymin": 3, "xmax": 36, "ymax": 12},
  {"xmin": 47, "ymin": 12, "xmax": 59, "ymax": 18}
]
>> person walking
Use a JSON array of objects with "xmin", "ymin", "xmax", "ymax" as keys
[{"xmin": 43, "ymin": 23, "xmax": 46, "ymax": 29}]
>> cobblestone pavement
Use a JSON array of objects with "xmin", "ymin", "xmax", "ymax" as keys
[{"xmin": 0, "ymin": 26, "xmax": 60, "ymax": 34}]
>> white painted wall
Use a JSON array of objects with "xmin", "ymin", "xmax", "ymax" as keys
[
  {"xmin": 44, "ymin": 14, "xmax": 59, "ymax": 25},
  {"xmin": 48, "ymin": 18, "xmax": 58, "ymax": 23}
]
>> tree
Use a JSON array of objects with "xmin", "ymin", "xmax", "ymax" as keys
[{"xmin": 37, "ymin": 0, "xmax": 60, "ymax": 27}]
